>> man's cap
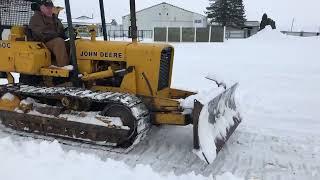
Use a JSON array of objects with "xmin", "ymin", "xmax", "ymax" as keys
[{"xmin": 40, "ymin": 0, "xmax": 54, "ymax": 7}]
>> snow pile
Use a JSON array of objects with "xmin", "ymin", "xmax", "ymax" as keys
[
  {"xmin": 172, "ymin": 31, "xmax": 320, "ymax": 137},
  {"xmin": 0, "ymin": 137, "xmax": 243, "ymax": 180},
  {"xmin": 248, "ymin": 27, "xmax": 288, "ymax": 41}
]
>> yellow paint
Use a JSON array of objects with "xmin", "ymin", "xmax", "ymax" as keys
[
  {"xmin": 88, "ymin": 25, "xmax": 97, "ymax": 41},
  {"xmin": 126, "ymin": 43, "xmax": 173, "ymax": 97},
  {"xmin": 76, "ymin": 39, "xmax": 128, "ymax": 62},
  {"xmin": 0, "ymin": 94, "xmax": 20, "ymax": 111},
  {"xmin": 78, "ymin": 60, "xmax": 93, "ymax": 74},
  {"xmin": 149, "ymin": 96, "xmax": 181, "ymax": 112},
  {"xmin": 120, "ymin": 67, "xmax": 137, "ymax": 94},
  {"xmin": 40, "ymin": 67, "xmax": 70, "ymax": 77},
  {"xmin": 10, "ymin": 26, "xmax": 25, "ymax": 41},
  {"xmin": 82, "ymin": 67, "xmax": 114, "ymax": 81},
  {"xmin": 0, "ymin": 40, "xmax": 51, "ymax": 74},
  {"xmin": 0, "ymin": 26, "xmax": 197, "ymax": 126},
  {"xmin": 168, "ymin": 88, "xmax": 196, "ymax": 99},
  {"xmin": 153, "ymin": 112, "xmax": 189, "ymax": 125}
]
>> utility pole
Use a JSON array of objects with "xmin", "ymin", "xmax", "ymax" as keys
[{"xmin": 290, "ymin": 18, "xmax": 295, "ymax": 32}]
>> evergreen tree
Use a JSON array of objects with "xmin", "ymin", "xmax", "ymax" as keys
[{"xmin": 206, "ymin": 0, "xmax": 246, "ymax": 27}]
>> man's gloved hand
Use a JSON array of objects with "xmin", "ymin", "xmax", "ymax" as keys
[{"xmin": 59, "ymin": 32, "xmax": 68, "ymax": 40}]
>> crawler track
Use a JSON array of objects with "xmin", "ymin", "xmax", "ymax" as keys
[{"xmin": 0, "ymin": 84, "xmax": 151, "ymax": 152}]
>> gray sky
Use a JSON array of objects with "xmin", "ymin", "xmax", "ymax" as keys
[{"xmin": 54, "ymin": 0, "xmax": 320, "ymax": 31}]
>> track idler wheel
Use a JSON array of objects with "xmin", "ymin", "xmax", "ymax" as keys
[{"xmin": 101, "ymin": 104, "xmax": 137, "ymax": 148}]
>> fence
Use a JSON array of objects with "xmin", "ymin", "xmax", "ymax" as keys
[
  {"xmin": 154, "ymin": 26, "xmax": 225, "ymax": 43},
  {"xmin": 281, "ymin": 31, "xmax": 320, "ymax": 37},
  {"xmin": 225, "ymin": 30, "xmax": 248, "ymax": 39},
  {"xmin": 108, "ymin": 30, "xmax": 153, "ymax": 41}
]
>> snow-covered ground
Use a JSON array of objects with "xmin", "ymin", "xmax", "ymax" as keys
[
  {"xmin": 0, "ymin": 138, "xmax": 243, "ymax": 180},
  {"xmin": 1, "ymin": 29, "xmax": 320, "ymax": 180}
]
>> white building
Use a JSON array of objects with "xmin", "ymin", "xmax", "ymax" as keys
[{"xmin": 122, "ymin": 2, "xmax": 207, "ymax": 30}]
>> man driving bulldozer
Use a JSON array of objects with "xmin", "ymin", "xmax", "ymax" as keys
[{"xmin": 29, "ymin": 0, "xmax": 69, "ymax": 67}]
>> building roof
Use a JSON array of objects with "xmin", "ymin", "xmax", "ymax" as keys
[
  {"xmin": 60, "ymin": 16, "xmax": 106, "ymax": 25},
  {"xmin": 122, "ymin": 2, "xmax": 206, "ymax": 18},
  {"xmin": 75, "ymin": 16, "xmax": 93, "ymax": 20}
]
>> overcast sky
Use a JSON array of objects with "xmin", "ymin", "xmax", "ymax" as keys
[{"xmin": 54, "ymin": 0, "xmax": 320, "ymax": 31}]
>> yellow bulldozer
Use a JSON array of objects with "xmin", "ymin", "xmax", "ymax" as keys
[{"xmin": 0, "ymin": 0, "xmax": 241, "ymax": 163}]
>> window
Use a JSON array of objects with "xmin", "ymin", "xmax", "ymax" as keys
[{"xmin": 194, "ymin": 20, "xmax": 202, "ymax": 24}]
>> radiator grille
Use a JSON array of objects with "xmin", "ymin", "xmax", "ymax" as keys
[{"xmin": 158, "ymin": 47, "xmax": 173, "ymax": 91}]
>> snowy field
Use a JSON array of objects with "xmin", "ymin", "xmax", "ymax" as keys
[{"xmin": 1, "ymin": 29, "xmax": 320, "ymax": 180}]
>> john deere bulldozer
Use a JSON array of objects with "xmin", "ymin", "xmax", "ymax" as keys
[{"xmin": 0, "ymin": 0, "xmax": 241, "ymax": 163}]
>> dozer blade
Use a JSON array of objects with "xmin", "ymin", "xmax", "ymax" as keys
[{"xmin": 193, "ymin": 83, "xmax": 241, "ymax": 164}]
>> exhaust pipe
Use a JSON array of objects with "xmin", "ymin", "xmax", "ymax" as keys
[
  {"xmin": 129, "ymin": 0, "xmax": 138, "ymax": 43},
  {"xmin": 99, "ymin": 0, "xmax": 108, "ymax": 41}
]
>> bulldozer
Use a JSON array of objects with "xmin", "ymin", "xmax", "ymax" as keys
[{"xmin": 0, "ymin": 0, "xmax": 241, "ymax": 163}]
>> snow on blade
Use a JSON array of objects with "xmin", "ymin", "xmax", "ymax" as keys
[
  {"xmin": 193, "ymin": 84, "xmax": 240, "ymax": 164},
  {"xmin": 197, "ymin": 103, "xmax": 237, "ymax": 163}
]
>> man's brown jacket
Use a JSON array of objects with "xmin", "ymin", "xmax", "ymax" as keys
[{"xmin": 29, "ymin": 11, "xmax": 65, "ymax": 42}]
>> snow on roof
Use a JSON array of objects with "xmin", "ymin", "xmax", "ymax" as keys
[
  {"xmin": 59, "ymin": 14, "xmax": 113, "ymax": 25},
  {"xmin": 59, "ymin": 15, "xmax": 101, "ymax": 25}
]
